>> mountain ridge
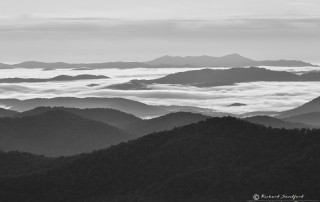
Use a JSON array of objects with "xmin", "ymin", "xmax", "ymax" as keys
[
  {"xmin": 244, "ymin": 115, "xmax": 313, "ymax": 129},
  {"xmin": 1, "ymin": 116, "xmax": 320, "ymax": 201},
  {"xmin": 0, "ymin": 110, "xmax": 135, "ymax": 156},
  {"xmin": 107, "ymin": 67, "xmax": 320, "ymax": 90},
  {"xmin": 15, "ymin": 106, "xmax": 142, "ymax": 126},
  {"xmin": 119, "ymin": 112, "xmax": 210, "ymax": 136},
  {"xmin": 146, "ymin": 54, "xmax": 317, "ymax": 67},
  {"xmin": 277, "ymin": 96, "xmax": 320, "ymax": 118},
  {"xmin": 0, "ymin": 108, "xmax": 18, "ymax": 117},
  {"xmin": 0, "ymin": 54, "xmax": 317, "ymax": 69},
  {"xmin": 0, "ymin": 97, "xmax": 169, "ymax": 118},
  {"xmin": 0, "ymin": 74, "xmax": 108, "ymax": 83},
  {"xmin": 282, "ymin": 112, "xmax": 320, "ymax": 126}
]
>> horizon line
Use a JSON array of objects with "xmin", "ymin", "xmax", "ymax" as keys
[{"xmin": 1, "ymin": 54, "xmax": 320, "ymax": 65}]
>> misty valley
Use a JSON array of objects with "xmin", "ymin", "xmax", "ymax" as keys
[{"xmin": 1, "ymin": 55, "xmax": 320, "ymax": 201}]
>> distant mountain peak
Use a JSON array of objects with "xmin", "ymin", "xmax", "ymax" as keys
[
  {"xmin": 224, "ymin": 53, "xmax": 242, "ymax": 57},
  {"xmin": 159, "ymin": 55, "xmax": 172, "ymax": 58},
  {"xmin": 145, "ymin": 54, "xmax": 315, "ymax": 67},
  {"xmin": 220, "ymin": 53, "xmax": 254, "ymax": 60}
]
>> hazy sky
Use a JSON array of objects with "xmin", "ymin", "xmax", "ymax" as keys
[{"xmin": 0, "ymin": 0, "xmax": 319, "ymax": 62}]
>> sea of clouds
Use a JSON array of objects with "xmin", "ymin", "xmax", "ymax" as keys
[{"xmin": 0, "ymin": 65, "xmax": 320, "ymax": 114}]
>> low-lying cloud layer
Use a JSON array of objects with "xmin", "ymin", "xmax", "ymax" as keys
[{"xmin": 0, "ymin": 66, "xmax": 320, "ymax": 114}]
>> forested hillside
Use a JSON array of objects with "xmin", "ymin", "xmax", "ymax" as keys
[
  {"xmin": 244, "ymin": 115, "xmax": 313, "ymax": 129},
  {"xmin": 0, "ymin": 108, "xmax": 18, "ymax": 117},
  {"xmin": 0, "ymin": 151, "xmax": 70, "ymax": 176},
  {"xmin": 15, "ymin": 107, "xmax": 142, "ymax": 126},
  {"xmin": 0, "ymin": 117, "xmax": 319, "ymax": 202},
  {"xmin": 119, "ymin": 112, "xmax": 209, "ymax": 136},
  {"xmin": 282, "ymin": 112, "xmax": 320, "ymax": 126},
  {"xmin": 0, "ymin": 110, "xmax": 134, "ymax": 156}
]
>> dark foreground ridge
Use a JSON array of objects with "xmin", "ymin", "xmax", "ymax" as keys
[{"xmin": 0, "ymin": 116, "xmax": 319, "ymax": 201}]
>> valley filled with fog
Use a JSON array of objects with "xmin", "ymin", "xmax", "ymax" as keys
[
  {"xmin": 1, "ymin": 64, "xmax": 320, "ymax": 114},
  {"xmin": 2, "ymin": 0, "xmax": 320, "ymax": 201}
]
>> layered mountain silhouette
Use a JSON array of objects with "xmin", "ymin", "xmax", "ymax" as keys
[
  {"xmin": 238, "ymin": 111, "xmax": 280, "ymax": 118},
  {"xmin": 146, "ymin": 54, "xmax": 317, "ymax": 67},
  {"xmin": 0, "ymin": 97, "xmax": 169, "ymax": 118},
  {"xmin": 1, "ymin": 117, "xmax": 320, "ymax": 201},
  {"xmin": 15, "ymin": 106, "xmax": 142, "ymax": 126},
  {"xmin": 1, "ymin": 61, "xmax": 152, "ymax": 69},
  {"xmin": 14, "ymin": 107, "xmax": 229, "ymax": 136},
  {"xmin": 244, "ymin": 116, "xmax": 313, "ymax": 129},
  {"xmin": 119, "ymin": 112, "xmax": 209, "ymax": 136},
  {"xmin": 146, "ymin": 54, "xmax": 256, "ymax": 66},
  {"xmin": 0, "ymin": 74, "xmax": 108, "ymax": 83},
  {"xmin": 277, "ymin": 96, "xmax": 320, "ymax": 118},
  {"xmin": 0, "ymin": 110, "xmax": 134, "ymax": 156},
  {"xmin": 0, "ymin": 63, "xmax": 12, "ymax": 69},
  {"xmin": 156, "ymin": 105, "xmax": 234, "ymax": 117},
  {"xmin": 0, "ymin": 99, "xmax": 23, "ymax": 107},
  {"xmin": 107, "ymin": 67, "xmax": 320, "ymax": 89},
  {"xmin": 0, "ymin": 108, "xmax": 18, "ymax": 117},
  {"xmin": 12, "ymin": 61, "xmax": 77, "ymax": 69},
  {"xmin": 282, "ymin": 112, "xmax": 320, "ymax": 126},
  {"xmin": 0, "ymin": 54, "xmax": 317, "ymax": 70},
  {"xmin": 1, "ymin": 61, "xmax": 196, "ymax": 69}
]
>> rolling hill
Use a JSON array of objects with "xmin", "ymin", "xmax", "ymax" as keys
[
  {"xmin": 238, "ymin": 111, "xmax": 280, "ymax": 118},
  {"xmin": 282, "ymin": 112, "xmax": 320, "ymax": 126},
  {"xmin": 138, "ymin": 67, "xmax": 299, "ymax": 85},
  {"xmin": 244, "ymin": 116, "xmax": 313, "ymax": 129},
  {"xmin": 0, "ymin": 97, "xmax": 169, "ymax": 118},
  {"xmin": 0, "ymin": 150, "xmax": 69, "ymax": 177},
  {"xmin": 156, "ymin": 105, "xmax": 234, "ymax": 117},
  {"xmin": 0, "ymin": 110, "xmax": 135, "ymax": 156},
  {"xmin": 6, "ymin": 61, "xmax": 196, "ymax": 69},
  {"xmin": 107, "ymin": 67, "xmax": 320, "ymax": 90},
  {"xmin": 0, "ymin": 117, "xmax": 319, "ymax": 201},
  {"xmin": 15, "ymin": 106, "xmax": 142, "ymax": 126},
  {"xmin": 119, "ymin": 112, "xmax": 209, "ymax": 136},
  {"xmin": 277, "ymin": 96, "xmax": 320, "ymax": 118},
  {"xmin": 0, "ymin": 108, "xmax": 18, "ymax": 117},
  {"xmin": 0, "ymin": 74, "xmax": 108, "ymax": 83}
]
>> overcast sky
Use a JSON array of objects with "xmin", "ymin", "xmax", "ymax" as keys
[{"xmin": 0, "ymin": 0, "xmax": 319, "ymax": 63}]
